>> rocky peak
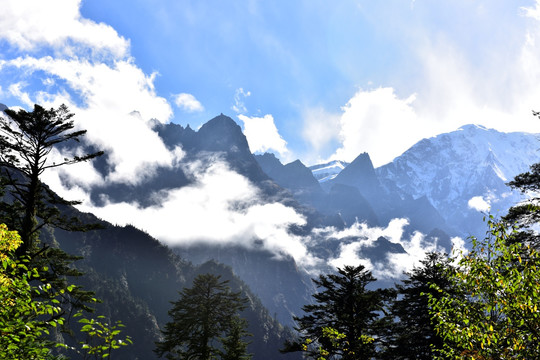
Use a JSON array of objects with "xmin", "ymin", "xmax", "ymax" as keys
[
  {"xmin": 332, "ymin": 152, "xmax": 381, "ymax": 197},
  {"xmin": 196, "ymin": 114, "xmax": 251, "ymax": 155}
]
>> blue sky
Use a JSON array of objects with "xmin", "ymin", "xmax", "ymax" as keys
[{"xmin": 2, "ymin": 0, "xmax": 540, "ymax": 167}]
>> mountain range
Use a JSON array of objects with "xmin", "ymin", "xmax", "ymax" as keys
[
  {"xmin": 2, "ymin": 106, "xmax": 539, "ymax": 359},
  {"xmin": 66, "ymin": 115, "xmax": 540, "ymax": 327}
]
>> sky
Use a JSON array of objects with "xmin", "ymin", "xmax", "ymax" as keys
[
  {"xmin": 0, "ymin": 0, "xmax": 539, "ymax": 277},
  {"xmin": 2, "ymin": 0, "xmax": 540, "ymax": 167}
]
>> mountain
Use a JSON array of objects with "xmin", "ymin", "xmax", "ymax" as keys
[
  {"xmin": 305, "ymin": 124, "xmax": 539, "ymax": 239},
  {"xmin": 331, "ymin": 153, "xmax": 380, "ymax": 192},
  {"xmin": 254, "ymin": 153, "xmax": 325, "ymax": 208},
  {"xmin": 156, "ymin": 114, "xmax": 270, "ymax": 184},
  {"xmin": 152, "ymin": 118, "xmax": 328, "ymax": 327},
  {"xmin": 29, "ymin": 114, "xmax": 540, "ymax": 357},
  {"xmin": 255, "ymin": 153, "xmax": 322, "ymax": 192},
  {"xmin": 376, "ymin": 124, "xmax": 540, "ymax": 236},
  {"xmin": 329, "ymin": 153, "xmax": 385, "ymax": 203},
  {"xmin": 317, "ymin": 152, "xmax": 450, "ymax": 236}
]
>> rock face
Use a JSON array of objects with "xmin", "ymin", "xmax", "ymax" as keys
[{"xmin": 331, "ymin": 153, "xmax": 383, "ymax": 200}]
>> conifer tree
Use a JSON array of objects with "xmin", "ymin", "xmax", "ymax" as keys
[
  {"xmin": 0, "ymin": 104, "xmax": 103, "ymax": 255},
  {"xmin": 155, "ymin": 273, "xmax": 250, "ymax": 360},
  {"xmin": 219, "ymin": 316, "xmax": 252, "ymax": 360},
  {"xmin": 282, "ymin": 264, "xmax": 393, "ymax": 359},
  {"xmin": 0, "ymin": 104, "xmax": 103, "ymax": 328},
  {"xmin": 384, "ymin": 252, "xmax": 453, "ymax": 359}
]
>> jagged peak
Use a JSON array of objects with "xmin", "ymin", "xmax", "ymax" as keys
[
  {"xmin": 257, "ymin": 152, "xmax": 280, "ymax": 161},
  {"xmin": 345, "ymin": 152, "xmax": 375, "ymax": 173},
  {"xmin": 197, "ymin": 114, "xmax": 248, "ymax": 149},
  {"xmin": 285, "ymin": 159, "xmax": 306, "ymax": 168}
]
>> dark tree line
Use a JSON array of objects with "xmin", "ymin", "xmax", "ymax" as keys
[{"xmin": 281, "ymin": 256, "xmax": 453, "ymax": 360}]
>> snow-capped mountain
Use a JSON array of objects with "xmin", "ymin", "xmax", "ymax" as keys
[
  {"xmin": 309, "ymin": 160, "xmax": 349, "ymax": 182},
  {"xmin": 305, "ymin": 124, "xmax": 539, "ymax": 237},
  {"xmin": 376, "ymin": 124, "xmax": 540, "ymax": 236}
]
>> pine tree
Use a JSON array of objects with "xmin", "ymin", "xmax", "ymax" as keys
[
  {"xmin": 155, "ymin": 273, "xmax": 250, "ymax": 360},
  {"xmin": 384, "ymin": 252, "xmax": 453, "ymax": 359},
  {"xmin": 0, "ymin": 104, "xmax": 103, "ymax": 255},
  {"xmin": 0, "ymin": 104, "xmax": 103, "ymax": 331},
  {"xmin": 219, "ymin": 316, "xmax": 252, "ymax": 360},
  {"xmin": 282, "ymin": 264, "xmax": 392, "ymax": 359}
]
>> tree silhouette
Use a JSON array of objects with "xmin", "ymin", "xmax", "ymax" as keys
[
  {"xmin": 155, "ymin": 273, "xmax": 250, "ymax": 359},
  {"xmin": 0, "ymin": 103, "xmax": 103, "ymax": 255},
  {"xmin": 0, "ymin": 104, "xmax": 104, "ymax": 338},
  {"xmin": 283, "ymin": 264, "xmax": 392, "ymax": 359},
  {"xmin": 384, "ymin": 252, "xmax": 453, "ymax": 359}
]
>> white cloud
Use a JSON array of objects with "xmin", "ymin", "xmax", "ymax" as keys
[
  {"xmin": 329, "ymin": 87, "xmax": 436, "ymax": 167},
  {"xmin": 78, "ymin": 159, "xmax": 321, "ymax": 269},
  {"xmin": 232, "ymin": 88, "xmax": 251, "ymax": 114},
  {"xmin": 0, "ymin": 0, "xmax": 129, "ymax": 58},
  {"xmin": 321, "ymin": 2, "xmax": 540, "ymax": 168},
  {"xmin": 468, "ymin": 196, "xmax": 491, "ymax": 212},
  {"xmin": 521, "ymin": 0, "xmax": 540, "ymax": 21},
  {"xmin": 4, "ymin": 56, "xmax": 178, "ymax": 185},
  {"xmin": 301, "ymin": 106, "xmax": 341, "ymax": 162},
  {"xmin": 8, "ymin": 83, "xmax": 33, "ymax": 107},
  {"xmin": 173, "ymin": 93, "xmax": 204, "ymax": 112},
  {"xmin": 0, "ymin": 0, "xmax": 183, "ymax": 186},
  {"xmin": 322, "ymin": 218, "xmax": 446, "ymax": 279},
  {"xmin": 238, "ymin": 114, "xmax": 290, "ymax": 159}
]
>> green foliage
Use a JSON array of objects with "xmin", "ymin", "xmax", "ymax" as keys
[
  {"xmin": 0, "ymin": 223, "xmax": 63, "ymax": 359},
  {"xmin": 302, "ymin": 326, "xmax": 374, "ymax": 360},
  {"xmin": 0, "ymin": 223, "xmax": 133, "ymax": 359},
  {"xmin": 283, "ymin": 264, "xmax": 392, "ymax": 359},
  {"xmin": 72, "ymin": 313, "xmax": 133, "ymax": 359},
  {"xmin": 155, "ymin": 273, "xmax": 251, "ymax": 359},
  {"xmin": 428, "ymin": 217, "xmax": 540, "ymax": 359}
]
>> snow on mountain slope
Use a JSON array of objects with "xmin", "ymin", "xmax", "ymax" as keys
[
  {"xmin": 309, "ymin": 160, "xmax": 349, "ymax": 182},
  {"xmin": 376, "ymin": 124, "xmax": 540, "ymax": 236}
]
